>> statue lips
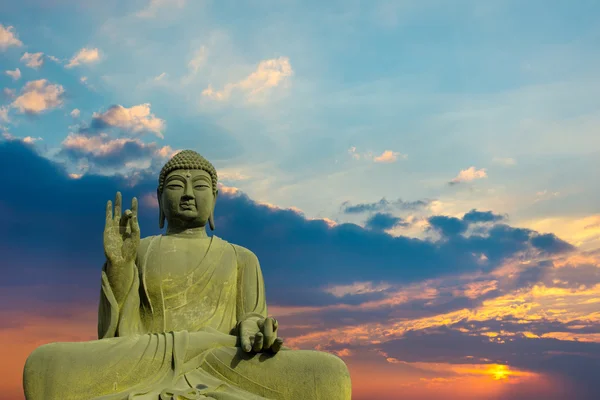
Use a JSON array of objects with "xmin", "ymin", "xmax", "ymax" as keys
[{"xmin": 180, "ymin": 202, "xmax": 196, "ymax": 210}]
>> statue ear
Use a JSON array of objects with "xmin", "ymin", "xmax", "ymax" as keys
[
  {"xmin": 158, "ymin": 189, "xmax": 165, "ymax": 229},
  {"xmin": 209, "ymin": 190, "xmax": 218, "ymax": 231}
]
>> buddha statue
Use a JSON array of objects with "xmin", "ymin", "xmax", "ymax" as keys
[{"xmin": 23, "ymin": 150, "xmax": 352, "ymax": 400}]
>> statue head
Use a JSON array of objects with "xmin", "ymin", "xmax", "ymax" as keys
[{"xmin": 157, "ymin": 150, "xmax": 218, "ymax": 231}]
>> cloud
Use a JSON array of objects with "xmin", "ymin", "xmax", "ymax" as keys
[
  {"xmin": 202, "ymin": 56, "xmax": 293, "ymax": 102},
  {"xmin": 348, "ymin": 146, "xmax": 361, "ymax": 160},
  {"xmin": 154, "ymin": 72, "xmax": 167, "ymax": 81},
  {"xmin": 59, "ymin": 132, "xmax": 174, "ymax": 174},
  {"xmin": 3, "ymin": 88, "xmax": 16, "ymax": 99},
  {"xmin": 348, "ymin": 147, "xmax": 406, "ymax": 163},
  {"xmin": 1, "ymin": 132, "xmax": 42, "ymax": 145},
  {"xmin": 0, "ymin": 24, "xmax": 23, "ymax": 50},
  {"xmin": 188, "ymin": 46, "xmax": 207, "ymax": 74},
  {"xmin": 66, "ymin": 48, "xmax": 101, "ymax": 68},
  {"xmin": 341, "ymin": 198, "xmax": 433, "ymax": 214},
  {"xmin": 365, "ymin": 212, "xmax": 410, "ymax": 231},
  {"xmin": 374, "ymin": 150, "xmax": 406, "ymax": 163},
  {"xmin": 20, "ymin": 52, "xmax": 44, "ymax": 69},
  {"xmin": 449, "ymin": 166, "xmax": 487, "ymax": 185},
  {"xmin": 70, "ymin": 108, "xmax": 80, "ymax": 118},
  {"xmin": 462, "ymin": 209, "xmax": 506, "ymax": 224},
  {"xmin": 0, "ymin": 141, "xmax": 595, "ymax": 398},
  {"xmin": 85, "ymin": 103, "xmax": 165, "ymax": 138},
  {"xmin": 0, "ymin": 107, "xmax": 9, "ymax": 123},
  {"xmin": 4, "ymin": 68, "xmax": 21, "ymax": 80},
  {"xmin": 10, "ymin": 79, "xmax": 65, "ymax": 114},
  {"xmin": 428, "ymin": 215, "xmax": 468, "ymax": 237},
  {"xmin": 136, "ymin": 0, "xmax": 187, "ymax": 18},
  {"xmin": 534, "ymin": 190, "xmax": 561, "ymax": 203}
]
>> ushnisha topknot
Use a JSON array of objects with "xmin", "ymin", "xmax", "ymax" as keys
[{"xmin": 158, "ymin": 150, "xmax": 218, "ymax": 195}]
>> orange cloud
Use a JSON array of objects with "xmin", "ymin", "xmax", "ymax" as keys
[{"xmin": 450, "ymin": 166, "xmax": 487, "ymax": 185}]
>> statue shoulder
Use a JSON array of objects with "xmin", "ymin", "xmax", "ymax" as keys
[
  {"xmin": 230, "ymin": 244, "xmax": 260, "ymax": 267},
  {"xmin": 137, "ymin": 235, "xmax": 159, "ymax": 258}
]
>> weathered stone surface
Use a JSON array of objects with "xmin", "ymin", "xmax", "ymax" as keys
[{"xmin": 23, "ymin": 150, "xmax": 351, "ymax": 400}]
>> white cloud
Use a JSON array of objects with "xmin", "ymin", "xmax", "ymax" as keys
[
  {"xmin": 136, "ymin": 0, "xmax": 187, "ymax": 18},
  {"xmin": 0, "ymin": 106, "xmax": 9, "ymax": 123},
  {"xmin": 70, "ymin": 108, "xmax": 81, "ymax": 118},
  {"xmin": 202, "ymin": 56, "xmax": 293, "ymax": 102},
  {"xmin": 20, "ymin": 52, "xmax": 44, "ymax": 69},
  {"xmin": 0, "ymin": 24, "xmax": 23, "ymax": 50},
  {"xmin": 92, "ymin": 103, "xmax": 165, "ymax": 138},
  {"xmin": 1, "ymin": 131, "xmax": 42, "ymax": 144},
  {"xmin": 449, "ymin": 166, "xmax": 488, "ymax": 185},
  {"xmin": 11, "ymin": 79, "xmax": 65, "ymax": 114},
  {"xmin": 5, "ymin": 68, "xmax": 21, "ymax": 80},
  {"xmin": 534, "ymin": 190, "xmax": 560, "ymax": 203},
  {"xmin": 348, "ymin": 146, "xmax": 361, "ymax": 160},
  {"xmin": 66, "ymin": 48, "xmax": 101, "ymax": 68},
  {"xmin": 188, "ymin": 46, "xmax": 207, "ymax": 74},
  {"xmin": 154, "ymin": 72, "xmax": 168, "ymax": 81}
]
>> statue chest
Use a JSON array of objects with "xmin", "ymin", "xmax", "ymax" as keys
[{"xmin": 142, "ymin": 236, "xmax": 238, "ymax": 314}]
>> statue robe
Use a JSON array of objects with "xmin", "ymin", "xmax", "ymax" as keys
[{"xmin": 23, "ymin": 235, "xmax": 351, "ymax": 400}]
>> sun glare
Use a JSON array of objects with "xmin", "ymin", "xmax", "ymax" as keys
[{"xmin": 489, "ymin": 364, "xmax": 510, "ymax": 380}]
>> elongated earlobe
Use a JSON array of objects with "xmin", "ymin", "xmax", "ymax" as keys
[
  {"xmin": 157, "ymin": 190, "xmax": 165, "ymax": 229},
  {"xmin": 209, "ymin": 212, "xmax": 215, "ymax": 231},
  {"xmin": 209, "ymin": 190, "xmax": 218, "ymax": 231}
]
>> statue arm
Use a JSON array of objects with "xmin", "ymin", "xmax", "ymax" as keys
[
  {"xmin": 98, "ymin": 239, "xmax": 149, "ymax": 339},
  {"xmin": 104, "ymin": 259, "xmax": 136, "ymax": 309},
  {"xmin": 235, "ymin": 246, "xmax": 268, "ymax": 326}
]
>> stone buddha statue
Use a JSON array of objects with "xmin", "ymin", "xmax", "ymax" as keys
[{"xmin": 23, "ymin": 150, "xmax": 351, "ymax": 400}]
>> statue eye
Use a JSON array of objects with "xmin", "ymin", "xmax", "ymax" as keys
[
  {"xmin": 167, "ymin": 183, "xmax": 184, "ymax": 189},
  {"xmin": 194, "ymin": 184, "xmax": 209, "ymax": 190}
]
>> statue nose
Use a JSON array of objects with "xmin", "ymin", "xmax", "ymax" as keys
[{"xmin": 183, "ymin": 184, "xmax": 194, "ymax": 198}]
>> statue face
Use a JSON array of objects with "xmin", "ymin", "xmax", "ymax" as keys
[{"xmin": 161, "ymin": 168, "xmax": 215, "ymax": 228}]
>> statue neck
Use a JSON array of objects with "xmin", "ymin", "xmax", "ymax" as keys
[{"xmin": 165, "ymin": 225, "xmax": 209, "ymax": 238}]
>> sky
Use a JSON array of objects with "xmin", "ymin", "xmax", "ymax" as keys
[{"xmin": 1, "ymin": 0, "xmax": 600, "ymax": 399}]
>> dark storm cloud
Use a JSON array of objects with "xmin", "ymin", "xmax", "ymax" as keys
[
  {"xmin": 428, "ymin": 215, "xmax": 468, "ymax": 236},
  {"xmin": 0, "ymin": 141, "xmax": 575, "ymax": 307},
  {"xmin": 364, "ymin": 212, "xmax": 409, "ymax": 231},
  {"xmin": 462, "ymin": 209, "xmax": 507, "ymax": 224},
  {"xmin": 340, "ymin": 197, "xmax": 433, "ymax": 214}
]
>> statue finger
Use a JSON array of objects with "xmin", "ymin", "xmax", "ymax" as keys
[
  {"xmin": 130, "ymin": 212, "xmax": 140, "ymax": 238},
  {"xmin": 105, "ymin": 200, "xmax": 113, "ymax": 228},
  {"xmin": 252, "ymin": 333, "xmax": 264, "ymax": 352},
  {"xmin": 240, "ymin": 334, "xmax": 252, "ymax": 353},
  {"xmin": 262, "ymin": 318, "xmax": 275, "ymax": 349},
  {"xmin": 271, "ymin": 338, "xmax": 284, "ymax": 354},
  {"xmin": 131, "ymin": 197, "xmax": 138, "ymax": 217},
  {"xmin": 114, "ymin": 192, "xmax": 122, "ymax": 225},
  {"xmin": 120, "ymin": 210, "xmax": 132, "ymax": 235}
]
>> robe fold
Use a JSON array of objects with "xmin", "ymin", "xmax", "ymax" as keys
[{"xmin": 23, "ymin": 235, "xmax": 351, "ymax": 400}]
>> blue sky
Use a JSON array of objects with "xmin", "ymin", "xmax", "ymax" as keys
[
  {"xmin": 2, "ymin": 0, "xmax": 599, "ymax": 233},
  {"xmin": 2, "ymin": 1, "xmax": 600, "ymax": 399}
]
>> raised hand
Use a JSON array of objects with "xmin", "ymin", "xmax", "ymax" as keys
[
  {"xmin": 103, "ymin": 192, "xmax": 140, "ymax": 266},
  {"xmin": 239, "ymin": 317, "xmax": 284, "ymax": 354}
]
